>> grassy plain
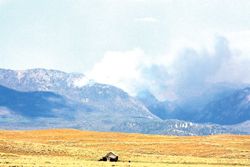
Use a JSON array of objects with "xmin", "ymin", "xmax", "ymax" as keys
[{"xmin": 0, "ymin": 129, "xmax": 249, "ymax": 166}]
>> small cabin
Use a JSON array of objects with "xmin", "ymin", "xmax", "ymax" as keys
[{"xmin": 99, "ymin": 152, "xmax": 118, "ymax": 162}]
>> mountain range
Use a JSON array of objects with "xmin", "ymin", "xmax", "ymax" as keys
[{"xmin": 0, "ymin": 68, "xmax": 249, "ymax": 135}]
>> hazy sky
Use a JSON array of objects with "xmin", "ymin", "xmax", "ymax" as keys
[{"xmin": 1, "ymin": 0, "xmax": 250, "ymax": 99}]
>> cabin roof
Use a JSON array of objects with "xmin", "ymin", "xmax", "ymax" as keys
[{"xmin": 105, "ymin": 152, "xmax": 118, "ymax": 158}]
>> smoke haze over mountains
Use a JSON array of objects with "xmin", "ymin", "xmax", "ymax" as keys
[{"xmin": 1, "ymin": 0, "xmax": 250, "ymax": 100}]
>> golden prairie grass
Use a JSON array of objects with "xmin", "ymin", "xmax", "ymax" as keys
[{"xmin": 0, "ymin": 129, "xmax": 249, "ymax": 166}]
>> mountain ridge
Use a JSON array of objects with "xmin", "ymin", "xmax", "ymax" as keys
[{"xmin": 0, "ymin": 68, "xmax": 249, "ymax": 135}]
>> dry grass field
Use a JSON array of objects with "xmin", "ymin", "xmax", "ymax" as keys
[{"xmin": 0, "ymin": 129, "xmax": 249, "ymax": 167}]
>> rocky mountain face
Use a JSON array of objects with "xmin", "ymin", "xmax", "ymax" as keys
[
  {"xmin": 0, "ymin": 68, "xmax": 90, "ymax": 100},
  {"xmin": 112, "ymin": 119, "xmax": 245, "ymax": 136},
  {"xmin": 137, "ymin": 86, "xmax": 250, "ymax": 126},
  {"xmin": 198, "ymin": 87, "xmax": 250, "ymax": 125},
  {"xmin": 0, "ymin": 68, "xmax": 249, "ymax": 135},
  {"xmin": 228, "ymin": 120, "xmax": 250, "ymax": 134},
  {"xmin": 0, "ymin": 85, "xmax": 75, "ymax": 118},
  {"xmin": 0, "ymin": 69, "xmax": 158, "ymax": 132},
  {"xmin": 136, "ymin": 90, "xmax": 182, "ymax": 119}
]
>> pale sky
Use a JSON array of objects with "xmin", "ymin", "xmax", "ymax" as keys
[{"xmin": 1, "ymin": 0, "xmax": 250, "ymax": 100}]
